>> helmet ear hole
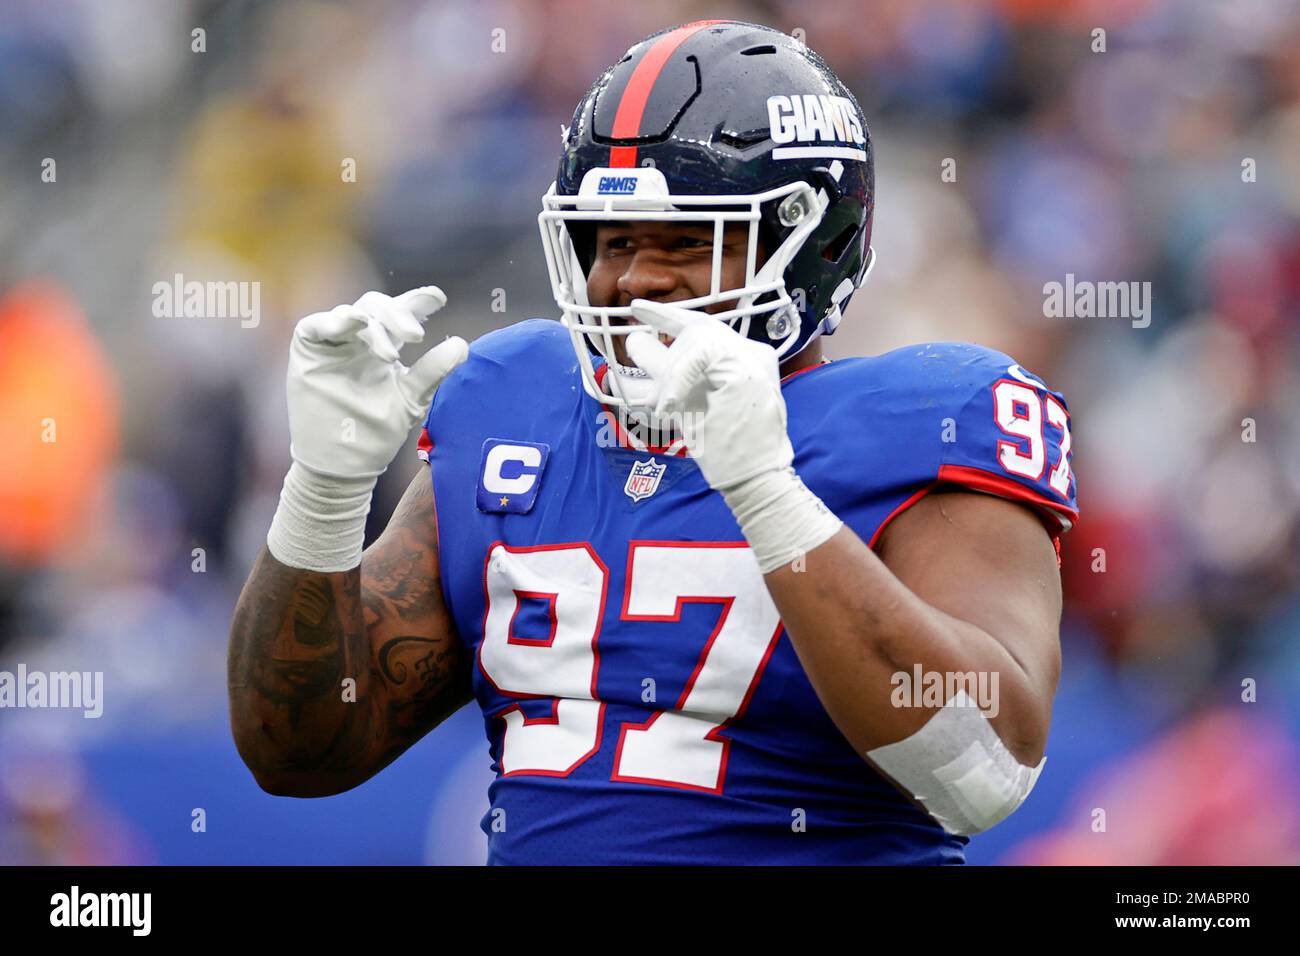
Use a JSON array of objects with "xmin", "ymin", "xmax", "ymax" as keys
[{"xmin": 822, "ymin": 222, "xmax": 860, "ymax": 264}]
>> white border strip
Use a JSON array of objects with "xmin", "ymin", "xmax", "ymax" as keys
[{"xmin": 771, "ymin": 146, "xmax": 866, "ymax": 161}]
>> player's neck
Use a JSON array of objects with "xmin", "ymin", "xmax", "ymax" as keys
[{"xmin": 779, "ymin": 339, "xmax": 826, "ymax": 380}]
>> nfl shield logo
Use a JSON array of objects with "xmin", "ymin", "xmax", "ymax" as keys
[{"xmin": 624, "ymin": 457, "xmax": 666, "ymax": 503}]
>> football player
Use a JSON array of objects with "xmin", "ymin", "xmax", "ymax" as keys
[{"xmin": 228, "ymin": 21, "xmax": 1077, "ymax": 864}]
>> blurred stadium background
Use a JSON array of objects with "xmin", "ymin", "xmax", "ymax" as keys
[{"xmin": 2, "ymin": 0, "xmax": 1300, "ymax": 864}]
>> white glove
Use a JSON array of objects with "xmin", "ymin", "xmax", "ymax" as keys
[
  {"xmin": 268, "ymin": 287, "xmax": 468, "ymax": 571},
  {"xmin": 286, "ymin": 287, "xmax": 467, "ymax": 479},
  {"xmin": 626, "ymin": 299, "xmax": 842, "ymax": 574}
]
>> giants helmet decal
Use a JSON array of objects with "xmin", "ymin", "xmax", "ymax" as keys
[{"xmin": 538, "ymin": 20, "xmax": 876, "ymax": 410}]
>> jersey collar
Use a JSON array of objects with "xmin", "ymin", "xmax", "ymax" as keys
[
  {"xmin": 592, "ymin": 363, "xmax": 690, "ymax": 456},
  {"xmin": 589, "ymin": 356, "xmax": 833, "ymax": 454}
]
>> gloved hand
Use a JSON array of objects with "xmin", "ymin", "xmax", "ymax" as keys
[
  {"xmin": 626, "ymin": 299, "xmax": 842, "ymax": 573},
  {"xmin": 269, "ymin": 287, "xmax": 467, "ymax": 572},
  {"xmin": 287, "ymin": 287, "xmax": 468, "ymax": 479},
  {"xmin": 625, "ymin": 299, "xmax": 793, "ymax": 492}
]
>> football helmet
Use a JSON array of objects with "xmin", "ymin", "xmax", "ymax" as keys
[{"xmin": 539, "ymin": 20, "xmax": 875, "ymax": 410}]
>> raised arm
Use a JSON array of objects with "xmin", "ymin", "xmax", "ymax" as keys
[
  {"xmin": 228, "ymin": 470, "xmax": 470, "ymax": 796},
  {"xmin": 226, "ymin": 286, "xmax": 470, "ymax": 797}
]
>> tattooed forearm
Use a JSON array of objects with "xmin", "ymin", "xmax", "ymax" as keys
[
  {"xmin": 361, "ymin": 526, "xmax": 471, "ymax": 753},
  {"xmin": 228, "ymin": 550, "xmax": 370, "ymax": 776},
  {"xmin": 372, "ymin": 635, "xmax": 468, "ymax": 760},
  {"xmin": 227, "ymin": 472, "xmax": 470, "ymax": 796}
]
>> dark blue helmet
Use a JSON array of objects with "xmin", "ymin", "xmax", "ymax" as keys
[{"xmin": 539, "ymin": 20, "xmax": 875, "ymax": 410}]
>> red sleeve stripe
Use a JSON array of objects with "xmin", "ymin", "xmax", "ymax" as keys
[
  {"xmin": 416, "ymin": 426, "xmax": 433, "ymax": 462},
  {"xmin": 936, "ymin": 464, "xmax": 1079, "ymax": 527},
  {"xmin": 867, "ymin": 483, "xmax": 937, "ymax": 550},
  {"xmin": 607, "ymin": 20, "xmax": 725, "ymax": 167}
]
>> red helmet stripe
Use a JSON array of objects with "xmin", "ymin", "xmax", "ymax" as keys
[
  {"xmin": 608, "ymin": 146, "xmax": 638, "ymax": 167},
  {"xmin": 608, "ymin": 20, "xmax": 724, "ymax": 167}
]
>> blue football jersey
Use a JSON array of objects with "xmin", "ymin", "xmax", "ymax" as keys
[{"xmin": 419, "ymin": 319, "xmax": 1077, "ymax": 865}]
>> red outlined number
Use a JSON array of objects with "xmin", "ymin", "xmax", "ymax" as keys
[
  {"xmin": 1044, "ymin": 395, "xmax": 1072, "ymax": 498},
  {"xmin": 614, "ymin": 542, "xmax": 782, "ymax": 792},
  {"xmin": 479, "ymin": 541, "xmax": 781, "ymax": 792},
  {"xmin": 479, "ymin": 543, "xmax": 608, "ymax": 777},
  {"xmin": 993, "ymin": 380, "xmax": 1045, "ymax": 479},
  {"xmin": 992, "ymin": 380, "xmax": 1073, "ymax": 499}
]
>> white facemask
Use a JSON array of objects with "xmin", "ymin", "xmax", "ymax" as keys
[{"xmin": 538, "ymin": 166, "xmax": 829, "ymax": 412}]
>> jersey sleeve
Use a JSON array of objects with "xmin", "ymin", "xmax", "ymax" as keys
[
  {"xmin": 936, "ymin": 352, "xmax": 1078, "ymax": 535},
  {"xmin": 416, "ymin": 318, "xmax": 574, "ymax": 464}
]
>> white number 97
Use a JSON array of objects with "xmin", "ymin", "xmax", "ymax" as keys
[{"xmin": 993, "ymin": 380, "xmax": 1073, "ymax": 499}]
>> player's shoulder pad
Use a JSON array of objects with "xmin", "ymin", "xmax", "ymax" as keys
[
  {"xmin": 912, "ymin": 342, "xmax": 1078, "ymax": 531},
  {"xmin": 453, "ymin": 317, "xmax": 571, "ymax": 376},
  {"xmin": 792, "ymin": 342, "xmax": 1078, "ymax": 531},
  {"xmin": 422, "ymin": 318, "xmax": 573, "ymax": 450}
]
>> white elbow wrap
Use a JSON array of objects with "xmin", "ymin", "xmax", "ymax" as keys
[{"xmin": 865, "ymin": 690, "xmax": 1046, "ymax": 837}]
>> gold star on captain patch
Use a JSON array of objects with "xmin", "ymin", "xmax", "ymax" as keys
[{"xmin": 499, "ymin": 496, "xmax": 510, "ymax": 507}]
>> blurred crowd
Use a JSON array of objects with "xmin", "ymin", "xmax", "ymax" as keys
[{"xmin": 1, "ymin": 0, "xmax": 1298, "ymax": 864}]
